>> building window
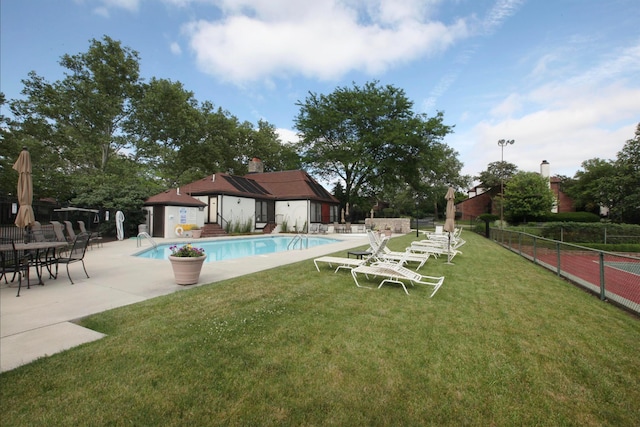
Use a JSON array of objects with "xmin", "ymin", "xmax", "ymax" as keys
[
  {"xmin": 310, "ymin": 202, "xmax": 322, "ymax": 222},
  {"xmin": 255, "ymin": 200, "xmax": 267, "ymax": 222},
  {"xmin": 329, "ymin": 205, "xmax": 338, "ymax": 223}
]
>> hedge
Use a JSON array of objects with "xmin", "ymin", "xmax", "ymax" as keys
[{"xmin": 539, "ymin": 222, "xmax": 640, "ymax": 244}]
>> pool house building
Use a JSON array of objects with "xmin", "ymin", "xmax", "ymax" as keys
[{"xmin": 143, "ymin": 160, "xmax": 340, "ymax": 239}]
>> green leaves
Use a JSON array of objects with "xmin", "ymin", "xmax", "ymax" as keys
[
  {"xmin": 504, "ymin": 171, "xmax": 556, "ymax": 223},
  {"xmin": 294, "ymin": 81, "xmax": 460, "ymax": 207}
]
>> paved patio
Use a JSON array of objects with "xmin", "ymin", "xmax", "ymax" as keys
[{"xmin": 1, "ymin": 233, "xmax": 370, "ymax": 372}]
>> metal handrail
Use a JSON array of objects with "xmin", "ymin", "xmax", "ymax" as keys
[
  {"xmin": 287, "ymin": 233, "xmax": 309, "ymax": 250},
  {"xmin": 217, "ymin": 212, "xmax": 229, "ymax": 230},
  {"xmin": 137, "ymin": 232, "xmax": 157, "ymax": 249}
]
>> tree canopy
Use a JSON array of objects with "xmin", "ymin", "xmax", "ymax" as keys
[
  {"xmin": 476, "ymin": 161, "xmax": 519, "ymax": 190},
  {"xmin": 563, "ymin": 123, "xmax": 640, "ymax": 223},
  {"xmin": 2, "ymin": 36, "xmax": 297, "ymax": 231},
  {"xmin": 504, "ymin": 171, "xmax": 556, "ymax": 223},
  {"xmin": 294, "ymin": 81, "xmax": 466, "ymax": 212}
]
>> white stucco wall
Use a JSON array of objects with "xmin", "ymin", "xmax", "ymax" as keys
[
  {"xmin": 275, "ymin": 200, "xmax": 309, "ymax": 232},
  {"xmin": 165, "ymin": 205, "xmax": 205, "ymax": 237},
  {"xmin": 220, "ymin": 196, "xmax": 255, "ymax": 231}
]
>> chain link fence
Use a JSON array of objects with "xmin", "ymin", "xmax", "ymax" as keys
[{"xmin": 491, "ymin": 228, "xmax": 640, "ymax": 316}]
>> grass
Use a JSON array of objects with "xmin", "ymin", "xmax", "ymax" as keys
[{"xmin": 1, "ymin": 232, "xmax": 639, "ymax": 426}]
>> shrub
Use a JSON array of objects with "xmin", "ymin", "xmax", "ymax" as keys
[
  {"xmin": 539, "ymin": 222, "xmax": 640, "ymax": 243},
  {"xmin": 543, "ymin": 212, "xmax": 601, "ymax": 223}
]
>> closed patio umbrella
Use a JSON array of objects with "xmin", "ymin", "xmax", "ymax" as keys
[
  {"xmin": 12, "ymin": 147, "xmax": 35, "ymax": 231},
  {"xmin": 443, "ymin": 187, "xmax": 456, "ymax": 264}
]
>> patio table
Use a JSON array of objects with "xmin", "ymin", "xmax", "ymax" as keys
[{"xmin": 0, "ymin": 241, "xmax": 68, "ymax": 286}]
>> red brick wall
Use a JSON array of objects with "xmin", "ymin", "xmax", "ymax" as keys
[
  {"xmin": 456, "ymin": 191, "xmax": 497, "ymax": 221},
  {"xmin": 456, "ymin": 183, "xmax": 575, "ymax": 221},
  {"xmin": 551, "ymin": 180, "xmax": 575, "ymax": 213}
]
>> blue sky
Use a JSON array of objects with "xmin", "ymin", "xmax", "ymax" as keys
[{"xmin": 2, "ymin": 0, "xmax": 639, "ymax": 185}]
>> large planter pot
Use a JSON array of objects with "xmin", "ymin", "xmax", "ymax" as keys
[
  {"xmin": 191, "ymin": 229, "xmax": 202, "ymax": 238},
  {"xmin": 169, "ymin": 255, "xmax": 206, "ymax": 285}
]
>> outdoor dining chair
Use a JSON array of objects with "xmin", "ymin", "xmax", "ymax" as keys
[
  {"xmin": 56, "ymin": 232, "xmax": 91, "ymax": 284},
  {"xmin": 78, "ymin": 220, "xmax": 103, "ymax": 248},
  {"xmin": 1, "ymin": 241, "xmax": 32, "ymax": 297}
]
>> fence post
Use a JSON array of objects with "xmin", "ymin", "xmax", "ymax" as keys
[
  {"xmin": 518, "ymin": 232, "xmax": 522, "ymax": 255},
  {"xmin": 556, "ymin": 242, "xmax": 561, "ymax": 276},
  {"xmin": 533, "ymin": 236, "xmax": 537, "ymax": 262},
  {"xmin": 599, "ymin": 251, "xmax": 606, "ymax": 301}
]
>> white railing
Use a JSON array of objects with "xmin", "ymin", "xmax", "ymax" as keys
[
  {"xmin": 287, "ymin": 233, "xmax": 309, "ymax": 250},
  {"xmin": 137, "ymin": 232, "xmax": 158, "ymax": 249}
]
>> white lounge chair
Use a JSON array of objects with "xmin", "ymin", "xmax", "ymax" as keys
[
  {"xmin": 314, "ymin": 236, "xmax": 390, "ymax": 273},
  {"xmin": 351, "ymin": 262, "xmax": 445, "ymax": 296},
  {"xmin": 421, "ymin": 225, "xmax": 444, "ymax": 238},
  {"xmin": 409, "ymin": 243, "xmax": 461, "ymax": 261},
  {"xmin": 367, "ymin": 230, "xmax": 431, "ymax": 270},
  {"xmin": 313, "ymin": 256, "xmax": 366, "ymax": 272}
]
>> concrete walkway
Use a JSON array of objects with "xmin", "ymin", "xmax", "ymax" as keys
[{"xmin": 1, "ymin": 233, "xmax": 370, "ymax": 372}]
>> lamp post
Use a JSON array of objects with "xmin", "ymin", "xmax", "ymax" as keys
[{"xmin": 497, "ymin": 139, "xmax": 515, "ymax": 228}]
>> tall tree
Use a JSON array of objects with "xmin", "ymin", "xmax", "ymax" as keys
[
  {"xmin": 11, "ymin": 36, "xmax": 141, "ymax": 174},
  {"xmin": 476, "ymin": 161, "xmax": 519, "ymax": 190},
  {"xmin": 504, "ymin": 171, "xmax": 555, "ymax": 223},
  {"xmin": 294, "ymin": 81, "xmax": 457, "ymax": 206},
  {"xmin": 244, "ymin": 120, "xmax": 301, "ymax": 173},
  {"xmin": 564, "ymin": 158, "xmax": 617, "ymax": 214},
  {"xmin": 613, "ymin": 123, "xmax": 640, "ymax": 223},
  {"xmin": 127, "ymin": 78, "xmax": 202, "ymax": 186}
]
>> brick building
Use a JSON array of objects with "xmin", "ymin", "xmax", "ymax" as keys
[{"xmin": 456, "ymin": 160, "xmax": 575, "ymax": 221}]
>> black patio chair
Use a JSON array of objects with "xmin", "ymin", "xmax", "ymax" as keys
[
  {"xmin": 56, "ymin": 232, "xmax": 91, "ymax": 284},
  {"xmin": 1, "ymin": 241, "xmax": 32, "ymax": 297}
]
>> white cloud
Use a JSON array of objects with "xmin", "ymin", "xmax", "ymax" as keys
[
  {"xmin": 98, "ymin": 0, "xmax": 140, "ymax": 12},
  {"xmin": 454, "ymin": 35, "xmax": 640, "ymax": 182},
  {"xmin": 170, "ymin": 41, "xmax": 182, "ymax": 55},
  {"xmin": 490, "ymin": 93, "xmax": 522, "ymax": 118},
  {"xmin": 480, "ymin": 0, "xmax": 525, "ymax": 35},
  {"xmin": 454, "ymin": 81, "xmax": 640, "ymax": 180},
  {"xmin": 275, "ymin": 128, "xmax": 299, "ymax": 144},
  {"xmin": 183, "ymin": 0, "xmax": 469, "ymax": 84}
]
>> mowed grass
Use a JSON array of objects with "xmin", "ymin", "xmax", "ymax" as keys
[{"xmin": 1, "ymin": 232, "xmax": 639, "ymax": 426}]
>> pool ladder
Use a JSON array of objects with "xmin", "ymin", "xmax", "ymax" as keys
[
  {"xmin": 137, "ymin": 232, "xmax": 158, "ymax": 249},
  {"xmin": 288, "ymin": 233, "xmax": 309, "ymax": 250}
]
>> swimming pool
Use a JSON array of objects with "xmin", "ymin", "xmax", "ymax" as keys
[{"xmin": 135, "ymin": 236, "xmax": 340, "ymax": 262}]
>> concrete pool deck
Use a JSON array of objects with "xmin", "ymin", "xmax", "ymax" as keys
[{"xmin": 0, "ymin": 233, "xmax": 371, "ymax": 372}]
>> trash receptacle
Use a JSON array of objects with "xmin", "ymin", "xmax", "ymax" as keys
[{"xmin": 138, "ymin": 224, "xmax": 148, "ymax": 235}]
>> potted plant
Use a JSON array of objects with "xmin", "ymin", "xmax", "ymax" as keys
[
  {"xmin": 168, "ymin": 243, "xmax": 206, "ymax": 285},
  {"xmin": 191, "ymin": 225, "xmax": 202, "ymax": 239}
]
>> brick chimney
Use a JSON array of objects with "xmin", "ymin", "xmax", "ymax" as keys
[{"xmin": 248, "ymin": 157, "xmax": 264, "ymax": 174}]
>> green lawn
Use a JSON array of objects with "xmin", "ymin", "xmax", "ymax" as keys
[{"xmin": 1, "ymin": 232, "xmax": 639, "ymax": 426}]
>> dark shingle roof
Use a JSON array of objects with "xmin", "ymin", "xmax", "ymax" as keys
[
  {"xmin": 145, "ymin": 170, "xmax": 339, "ymax": 205},
  {"xmin": 144, "ymin": 189, "xmax": 207, "ymax": 207}
]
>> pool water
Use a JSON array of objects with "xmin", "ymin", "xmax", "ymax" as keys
[{"xmin": 135, "ymin": 236, "xmax": 340, "ymax": 262}]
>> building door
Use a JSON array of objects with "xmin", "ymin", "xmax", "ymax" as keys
[
  {"xmin": 208, "ymin": 197, "xmax": 218, "ymax": 224},
  {"xmin": 267, "ymin": 201, "xmax": 275, "ymax": 223},
  {"xmin": 152, "ymin": 206, "xmax": 164, "ymax": 238}
]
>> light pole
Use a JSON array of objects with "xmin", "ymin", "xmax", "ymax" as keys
[{"xmin": 497, "ymin": 139, "xmax": 515, "ymax": 228}]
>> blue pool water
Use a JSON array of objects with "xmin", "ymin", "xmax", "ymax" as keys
[{"xmin": 135, "ymin": 236, "xmax": 340, "ymax": 262}]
